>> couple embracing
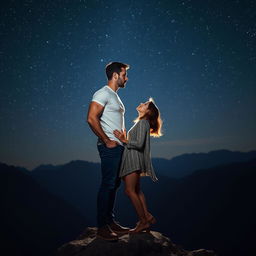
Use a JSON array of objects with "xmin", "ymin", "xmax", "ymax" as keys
[{"xmin": 87, "ymin": 62, "xmax": 163, "ymax": 241}]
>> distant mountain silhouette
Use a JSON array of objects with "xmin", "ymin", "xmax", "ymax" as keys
[
  {"xmin": 153, "ymin": 149, "xmax": 256, "ymax": 178},
  {"xmin": 31, "ymin": 160, "xmax": 101, "ymax": 225},
  {"xmin": 2, "ymin": 149, "xmax": 256, "ymax": 256},
  {"xmin": 32, "ymin": 163, "xmax": 62, "ymax": 172},
  {"xmin": 0, "ymin": 163, "xmax": 88, "ymax": 256},
  {"xmin": 31, "ymin": 149, "xmax": 256, "ymax": 179}
]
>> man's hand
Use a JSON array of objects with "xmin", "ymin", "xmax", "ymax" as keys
[{"xmin": 105, "ymin": 139, "xmax": 119, "ymax": 148}]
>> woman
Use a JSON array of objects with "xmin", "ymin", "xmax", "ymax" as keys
[{"xmin": 113, "ymin": 97, "xmax": 163, "ymax": 233}]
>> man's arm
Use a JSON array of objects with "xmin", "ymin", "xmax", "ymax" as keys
[{"xmin": 87, "ymin": 101, "xmax": 118, "ymax": 148}]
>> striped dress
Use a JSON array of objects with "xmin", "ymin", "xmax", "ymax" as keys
[{"xmin": 119, "ymin": 119, "xmax": 158, "ymax": 182}]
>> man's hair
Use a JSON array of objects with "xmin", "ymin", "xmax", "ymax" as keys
[{"xmin": 105, "ymin": 62, "xmax": 130, "ymax": 80}]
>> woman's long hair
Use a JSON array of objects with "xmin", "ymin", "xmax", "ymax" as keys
[{"xmin": 134, "ymin": 97, "xmax": 163, "ymax": 137}]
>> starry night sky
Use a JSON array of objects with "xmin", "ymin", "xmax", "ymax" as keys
[{"xmin": 1, "ymin": 0, "xmax": 256, "ymax": 170}]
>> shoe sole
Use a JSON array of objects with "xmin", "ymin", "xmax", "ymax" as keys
[
  {"xmin": 112, "ymin": 230, "xmax": 130, "ymax": 235},
  {"xmin": 129, "ymin": 227, "xmax": 151, "ymax": 234}
]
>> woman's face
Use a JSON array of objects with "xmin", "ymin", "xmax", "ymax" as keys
[{"xmin": 136, "ymin": 101, "xmax": 150, "ymax": 114}]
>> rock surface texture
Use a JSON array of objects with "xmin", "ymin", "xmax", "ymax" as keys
[{"xmin": 57, "ymin": 227, "xmax": 217, "ymax": 256}]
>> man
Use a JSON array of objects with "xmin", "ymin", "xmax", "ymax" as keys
[{"xmin": 87, "ymin": 62, "xmax": 130, "ymax": 240}]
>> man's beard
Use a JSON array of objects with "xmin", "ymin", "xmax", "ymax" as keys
[{"xmin": 117, "ymin": 78, "xmax": 126, "ymax": 88}]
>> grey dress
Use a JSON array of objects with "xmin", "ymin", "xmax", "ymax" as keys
[{"xmin": 119, "ymin": 119, "xmax": 158, "ymax": 182}]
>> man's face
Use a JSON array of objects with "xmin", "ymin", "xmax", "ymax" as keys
[{"xmin": 117, "ymin": 67, "xmax": 128, "ymax": 88}]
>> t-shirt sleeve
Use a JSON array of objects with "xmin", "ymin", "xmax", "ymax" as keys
[{"xmin": 91, "ymin": 89, "xmax": 108, "ymax": 107}]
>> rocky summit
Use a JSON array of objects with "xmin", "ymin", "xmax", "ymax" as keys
[{"xmin": 57, "ymin": 227, "xmax": 217, "ymax": 256}]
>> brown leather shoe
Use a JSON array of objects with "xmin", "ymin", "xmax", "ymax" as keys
[
  {"xmin": 96, "ymin": 225, "xmax": 118, "ymax": 241},
  {"xmin": 108, "ymin": 220, "xmax": 130, "ymax": 235}
]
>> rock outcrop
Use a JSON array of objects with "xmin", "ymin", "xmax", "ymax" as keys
[{"xmin": 57, "ymin": 227, "xmax": 217, "ymax": 256}]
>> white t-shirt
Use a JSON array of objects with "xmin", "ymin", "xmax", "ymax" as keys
[{"xmin": 91, "ymin": 85, "xmax": 125, "ymax": 145}]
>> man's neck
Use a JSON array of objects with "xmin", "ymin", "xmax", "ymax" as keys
[{"xmin": 107, "ymin": 81, "xmax": 119, "ymax": 92}]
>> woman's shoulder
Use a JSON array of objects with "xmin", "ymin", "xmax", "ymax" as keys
[{"xmin": 137, "ymin": 119, "xmax": 150, "ymax": 128}]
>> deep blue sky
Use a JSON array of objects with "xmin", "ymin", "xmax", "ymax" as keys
[{"xmin": 1, "ymin": 0, "xmax": 255, "ymax": 170}]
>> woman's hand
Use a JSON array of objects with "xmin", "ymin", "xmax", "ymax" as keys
[{"xmin": 113, "ymin": 129, "xmax": 127, "ymax": 143}]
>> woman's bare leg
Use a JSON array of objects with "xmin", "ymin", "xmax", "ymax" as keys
[
  {"xmin": 123, "ymin": 171, "xmax": 147, "ymax": 223},
  {"xmin": 135, "ymin": 178, "xmax": 155, "ymax": 222}
]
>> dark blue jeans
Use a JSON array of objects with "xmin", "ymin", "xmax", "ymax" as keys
[{"xmin": 97, "ymin": 143, "xmax": 124, "ymax": 228}]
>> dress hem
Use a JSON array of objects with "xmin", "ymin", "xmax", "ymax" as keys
[{"xmin": 119, "ymin": 168, "xmax": 158, "ymax": 182}]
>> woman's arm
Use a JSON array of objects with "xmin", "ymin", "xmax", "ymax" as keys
[{"xmin": 125, "ymin": 120, "xmax": 149, "ymax": 150}]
